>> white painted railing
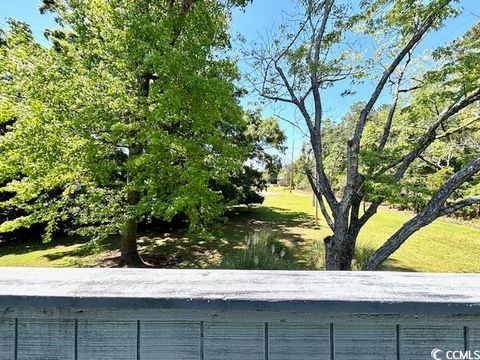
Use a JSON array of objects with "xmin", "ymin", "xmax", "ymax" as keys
[{"xmin": 0, "ymin": 267, "xmax": 479, "ymax": 359}]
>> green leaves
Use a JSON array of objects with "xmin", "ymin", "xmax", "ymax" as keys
[{"xmin": 0, "ymin": 0, "xmax": 251, "ymax": 242}]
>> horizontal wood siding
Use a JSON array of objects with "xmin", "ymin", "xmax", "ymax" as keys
[
  {"xmin": 334, "ymin": 323, "xmax": 397, "ymax": 360},
  {"xmin": 76, "ymin": 320, "xmax": 137, "ymax": 360},
  {"xmin": 0, "ymin": 316, "xmax": 479, "ymax": 359},
  {"xmin": 268, "ymin": 322, "xmax": 330, "ymax": 360},
  {"xmin": 203, "ymin": 321, "xmax": 265, "ymax": 360},
  {"xmin": 400, "ymin": 325, "xmax": 465, "ymax": 359},
  {"xmin": 0, "ymin": 319, "xmax": 15, "ymax": 360},
  {"xmin": 17, "ymin": 318, "xmax": 75, "ymax": 360},
  {"xmin": 140, "ymin": 321, "xmax": 201, "ymax": 360}
]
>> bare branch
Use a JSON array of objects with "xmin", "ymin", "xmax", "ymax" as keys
[
  {"xmin": 364, "ymin": 156, "xmax": 480, "ymax": 270},
  {"xmin": 393, "ymin": 88, "xmax": 480, "ymax": 181},
  {"xmin": 344, "ymin": 17, "xmax": 435, "ymax": 208},
  {"xmin": 418, "ymin": 155, "xmax": 442, "ymax": 170},
  {"xmin": 435, "ymin": 116, "xmax": 480, "ymax": 140},
  {"xmin": 439, "ymin": 196, "xmax": 480, "ymax": 216},
  {"xmin": 261, "ymin": 93, "xmax": 296, "ymax": 104},
  {"xmin": 377, "ymin": 48, "xmax": 415, "ymax": 152}
]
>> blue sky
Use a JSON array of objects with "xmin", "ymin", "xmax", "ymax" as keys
[
  {"xmin": 230, "ymin": 0, "xmax": 480, "ymax": 161},
  {"xmin": 1, "ymin": 0, "xmax": 479, "ymax": 161}
]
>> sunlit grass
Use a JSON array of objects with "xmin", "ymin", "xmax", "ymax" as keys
[
  {"xmin": 261, "ymin": 187, "xmax": 480, "ymax": 272},
  {"xmin": 1, "ymin": 187, "xmax": 479, "ymax": 272}
]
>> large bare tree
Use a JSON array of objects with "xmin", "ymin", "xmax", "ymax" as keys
[{"xmin": 246, "ymin": 0, "xmax": 480, "ymax": 270}]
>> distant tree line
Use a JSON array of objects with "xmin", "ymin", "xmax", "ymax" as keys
[{"xmin": 281, "ymin": 102, "xmax": 479, "ymax": 219}]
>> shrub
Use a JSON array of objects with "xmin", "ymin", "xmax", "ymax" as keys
[
  {"xmin": 220, "ymin": 228, "xmax": 294, "ymax": 270},
  {"xmin": 304, "ymin": 239, "xmax": 325, "ymax": 269}
]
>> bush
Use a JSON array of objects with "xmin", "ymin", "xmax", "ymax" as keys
[
  {"xmin": 304, "ymin": 239, "xmax": 325, "ymax": 269},
  {"xmin": 220, "ymin": 228, "xmax": 295, "ymax": 270}
]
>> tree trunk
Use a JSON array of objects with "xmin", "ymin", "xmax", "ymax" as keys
[
  {"xmin": 339, "ymin": 235, "xmax": 356, "ymax": 270},
  {"xmin": 324, "ymin": 236, "xmax": 341, "ymax": 270},
  {"xmin": 120, "ymin": 216, "xmax": 142, "ymax": 267},
  {"xmin": 324, "ymin": 207, "xmax": 357, "ymax": 271},
  {"xmin": 120, "ymin": 169, "xmax": 143, "ymax": 267},
  {"xmin": 324, "ymin": 229, "xmax": 359, "ymax": 270}
]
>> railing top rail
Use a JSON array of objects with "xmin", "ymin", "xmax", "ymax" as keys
[{"xmin": 1, "ymin": 267, "xmax": 479, "ymax": 314}]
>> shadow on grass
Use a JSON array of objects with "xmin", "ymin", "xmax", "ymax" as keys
[
  {"xmin": 380, "ymin": 258, "xmax": 418, "ymax": 272},
  {"xmin": 103, "ymin": 205, "xmax": 319, "ymax": 269},
  {"xmin": 0, "ymin": 202, "xmax": 419, "ymax": 272},
  {"xmin": 42, "ymin": 237, "xmax": 119, "ymax": 266},
  {"xmin": 0, "ymin": 236, "xmax": 82, "ymax": 257},
  {"xmin": 225, "ymin": 205, "xmax": 320, "ymax": 244}
]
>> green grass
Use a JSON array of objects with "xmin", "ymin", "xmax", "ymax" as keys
[
  {"xmin": 256, "ymin": 187, "xmax": 480, "ymax": 272},
  {"xmin": 1, "ymin": 187, "xmax": 479, "ymax": 272},
  {"xmin": 0, "ymin": 237, "xmax": 101, "ymax": 267}
]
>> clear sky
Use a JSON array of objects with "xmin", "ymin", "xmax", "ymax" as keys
[{"xmin": 1, "ymin": 0, "xmax": 479, "ymax": 162}]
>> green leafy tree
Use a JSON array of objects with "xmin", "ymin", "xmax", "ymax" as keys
[
  {"xmin": 0, "ymin": 0, "xmax": 251, "ymax": 266},
  {"xmin": 213, "ymin": 111, "xmax": 286, "ymax": 206}
]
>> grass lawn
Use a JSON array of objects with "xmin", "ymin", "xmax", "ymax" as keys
[{"xmin": 0, "ymin": 186, "xmax": 479, "ymax": 272}]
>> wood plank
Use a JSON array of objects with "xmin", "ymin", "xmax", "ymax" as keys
[
  {"xmin": 140, "ymin": 321, "xmax": 200, "ymax": 360},
  {"xmin": 0, "ymin": 319, "xmax": 14, "ymax": 360},
  {"xmin": 3, "ymin": 306, "xmax": 479, "ymax": 325},
  {"xmin": 334, "ymin": 323, "xmax": 396, "ymax": 360},
  {"xmin": 203, "ymin": 322, "xmax": 264, "ymax": 360},
  {"xmin": 467, "ymin": 326, "xmax": 480, "ymax": 351},
  {"xmin": 268, "ymin": 322, "xmax": 330, "ymax": 360},
  {"xmin": 77, "ymin": 320, "xmax": 137, "ymax": 360},
  {"xmin": 17, "ymin": 318, "xmax": 74, "ymax": 360},
  {"xmin": 2, "ymin": 268, "xmax": 480, "ymax": 315},
  {"xmin": 400, "ymin": 325, "xmax": 464, "ymax": 359}
]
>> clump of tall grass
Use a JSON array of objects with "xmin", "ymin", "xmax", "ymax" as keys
[
  {"xmin": 303, "ymin": 239, "xmax": 325, "ymax": 269},
  {"xmin": 351, "ymin": 245, "xmax": 376, "ymax": 270},
  {"xmin": 304, "ymin": 239, "xmax": 376, "ymax": 270},
  {"xmin": 220, "ymin": 228, "xmax": 295, "ymax": 270}
]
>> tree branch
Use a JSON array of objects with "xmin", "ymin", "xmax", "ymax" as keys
[
  {"xmin": 439, "ymin": 196, "xmax": 480, "ymax": 216},
  {"xmin": 363, "ymin": 156, "xmax": 480, "ymax": 270},
  {"xmin": 344, "ymin": 17, "xmax": 434, "ymax": 209},
  {"xmin": 393, "ymin": 88, "xmax": 480, "ymax": 181}
]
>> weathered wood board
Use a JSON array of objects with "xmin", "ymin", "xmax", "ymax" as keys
[
  {"xmin": 0, "ymin": 319, "xmax": 15, "ymax": 360},
  {"xmin": 0, "ymin": 267, "xmax": 479, "ymax": 359},
  {"xmin": 140, "ymin": 321, "xmax": 201, "ymax": 360},
  {"xmin": 17, "ymin": 318, "xmax": 75, "ymax": 360}
]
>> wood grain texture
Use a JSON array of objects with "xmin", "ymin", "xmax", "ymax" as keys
[
  {"xmin": 467, "ymin": 326, "xmax": 480, "ymax": 351},
  {"xmin": 334, "ymin": 323, "xmax": 396, "ymax": 360},
  {"xmin": 140, "ymin": 321, "xmax": 200, "ymax": 360},
  {"xmin": 268, "ymin": 322, "xmax": 330, "ymax": 360},
  {"xmin": 203, "ymin": 322, "xmax": 264, "ymax": 360},
  {"xmin": 76, "ymin": 320, "xmax": 137, "ymax": 360},
  {"xmin": 4, "ymin": 306, "xmax": 480, "ymax": 325},
  {"xmin": 1, "ymin": 268, "xmax": 480, "ymax": 315},
  {"xmin": 17, "ymin": 318, "xmax": 74, "ymax": 360},
  {"xmin": 400, "ymin": 325, "xmax": 464, "ymax": 359},
  {"xmin": 0, "ymin": 319, "xmax": 14, "ymax": 360}
]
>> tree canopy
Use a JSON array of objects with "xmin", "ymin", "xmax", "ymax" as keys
[
  {"xmin": 0, "ymin": 0, "xmax": 264, "ymax": 265},
  {"xmin": 0, "ymin": 0, "xmax": 478, "ymax": 270}
]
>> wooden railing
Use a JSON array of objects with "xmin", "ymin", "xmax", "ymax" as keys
[{"xmin": 0, "ymin": 267, "xmax": 479, "ymax": 359}]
